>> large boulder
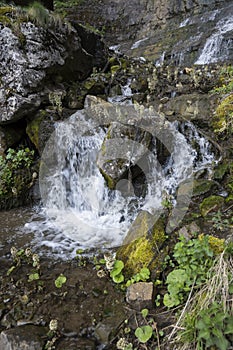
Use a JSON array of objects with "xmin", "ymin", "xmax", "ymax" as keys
[
  {"xmin": 97, "ymin": 121, "xmax": 152, "ymax": 192},
  {"xmin": 0, "ymin": 14, "xmax": 107, "ymax": 124}
]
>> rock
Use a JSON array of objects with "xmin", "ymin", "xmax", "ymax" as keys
[
  {"xmin": 213, "ymin": 161, "xmax": 229, "ymax": 180},
  {"xmin": 193, "ymin": 179, "xmax": 216, "ymax": 196},
  {"xmin": 26, "ymin": 110, "xmax": 56, "ymax": 155},
  {"xmin": 199, "ymin": 195, "xmax": 225, "ymax": 217},
  {"xmin": 67, "ymin": 0, "xmax": 233, "ymax": 66},
  {"xmin": 0, "ymin": 325, "xmax": 47, "ymax": 350},
  {"xmin": 178, "ymin": 222, "xmax": 201, "ymax": 240},
  {"xmin": 126, "ymin": 282, "xmax": 154, "ymax": 309},
  {"xmin": 0, "ymin": 14, "xmax": 107, "ymax": 124},
  {"xmin": 95, "ymin": 307, "xmax": 126, "ymax": 344},
  {"xmin": 0, "ymin": 123, "xmax": 25, "ymax": 155},
  {"xmin": 56, "ymin": 338, "xmax": 96, "ymax": 350},
  {"xmin": 97, "ymin": 121, "xmax": 152, "ymax": 190},
  {"xmin": 117, "ymin": 213, "xmax": 166, "ymax": 276}
]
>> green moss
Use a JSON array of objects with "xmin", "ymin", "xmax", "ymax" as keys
[
  {"xmin": 26, "ymin": 112, "xmax": 45, "ymax": 151},
  {"xmin": 198, "ymin": 234, "xmax": 225, "ymax": 254},
  {"xmin": 213, "ymin": 161, "xmax": 229, "ymax": 180},
  {"xmin": 199, "ymin": 195, "xmax": 225, "ymax": 217},
  {"xmin": 116, "ymin": 213, "xmax": 166, "ymax": 275},
  {"xmin": 212, "ymin": 94, "xmax": 233, "ymax": 135},
  {"xmin": 193, "ymin": 179, "xmax": 215, "ymax": 196},
  {"xmin": 99, "ymin": 168, "xmax": 115, "ymax": 190}
]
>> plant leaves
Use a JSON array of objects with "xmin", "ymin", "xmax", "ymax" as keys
[
  {"xmin": 55, "ymin": 273, "xmax": 67, "ymax": 288},
  {"xmin": 110, "ymin": 260, "xmax": 124, "ymax": 278},
  {"xmin": 28, "ymin": 273, "xmax": 40, "ymax": 282},
  {"xmin": 135, "ymin": 325, "xmax": 153, "ymax": 343},
  {"xmin": 141, "ymin": 308, "xmax": 149, "ymax": 318},
  {"xmin": 112, "ymin": 273, "xmax": 124, "ymax": 284}
]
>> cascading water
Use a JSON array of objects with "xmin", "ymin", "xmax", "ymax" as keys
[
  {"xmin": 195, "ymin": 15, "xmax": 233, "ymax": 64},
  {"xmin": 29, "ymin": 100, "xmax": 216, "ymax": 257}
]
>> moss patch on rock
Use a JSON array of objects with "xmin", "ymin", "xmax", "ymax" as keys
[
  {"xmin": 199, "ymin": 195, "xmax": 224, "ymax": 217},
  {"xmin": 212, "ymin": 94, "xmax": 233, "ymax": 136},
  {"xmin": 193, "ymin": 179, "xmax": 215, "ymax": 196},
  {"xmin": 116, "ymin": 212, "xmax": 166, "ymax": 276}
]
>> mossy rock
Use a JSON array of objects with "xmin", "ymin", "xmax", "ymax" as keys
[
  {"xmin": 199, "ymin": 195, "xmax": 224, "ymax": 217},
  {"xmin": 26, "ymin": 113, "xmax": 44, "ymax": 152},
  {"xmin": 116, "ymin": 212, "xmax": 166, "ymax": 276},
  {"xmin": 193, "ymin": 179, "xmax": 215, "ymax": 196},
  {"xmin": 213, "ymin": 161, "xmax": 229, "ymax": 180},
  {"xmin": 212, "ymin": 94, "xmax": 233, "ymax": 135}
]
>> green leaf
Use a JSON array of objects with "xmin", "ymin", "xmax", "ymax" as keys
[
  {"xmin": 213, "ymin": 335, "xmax": 229, "ymax": 350},
  {"xmin": 135, "ymin": 325, "xmax": 153, "ymax": 343},
  {"xmin": 163, "ymin": 293, "xmax": 181, "ymax": 308},
  {"xmin": 28, "ymin": 273, "xmax": 40, "ymax": 282},
  {"xmin": 138, "ymin": 267, "xmax": 150, "ymax": 281},
  {"xmin": 141, "ymin": 308, "xmax": 149, "ymax": 318},
  {"xmin": 55, "ymin": 273, "xmax": 67, "ymax": 288},
  {"xmin": 7, "ymin": 265, "xmax": 16, "ymax": 276},
  {"xmin": 112, "ymin": 273, "xmax": 124, "ymax": 284},
  {"xmin": 110, "ymin": 260, "xmax": 124, "ymax": 278}
]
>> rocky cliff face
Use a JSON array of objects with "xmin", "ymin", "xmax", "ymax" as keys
[
  {"xmin": 0, "ymin": 15, "xmax": 107, "ymax": 124},
  {"xmin": 68, "ymin": 0, "xmax": 233, "ymax": 66}
]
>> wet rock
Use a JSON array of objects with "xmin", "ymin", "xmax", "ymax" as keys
[
  {"xmin": 97, "ymin": 121, "xmax": 152, "ymax": 190},
  {"xmin": 117, "ymin": 213, "xmax": 166, "ymax": 276},
  {"xmin": 56, "ymin": 337, "xmax": 96, "ymax": 350},
  {"xmin": 126, "ymin": 282, "xmax": 154, "ymax": 309},
  {"xmin": 199, "ymin": 195, "xmax": 225, "ymax": 217},
  {"xmin": 0, "ymin": 325, "xmax": 47, "ymax": 350}
]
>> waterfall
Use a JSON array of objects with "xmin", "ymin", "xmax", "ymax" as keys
[
  {"xmin": 35, "ymin": 104, "xmax": 215, "ymax": 255},
  {"xmin": 195, "ymin": 15, "xmax": 233, "ymax": 64}
]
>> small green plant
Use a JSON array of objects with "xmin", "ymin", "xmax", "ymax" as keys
[
  {"xmin": 141, "ymin": 308, "xmax": 149, "ymax": 318},
  {"xmin": 211, "ymin": 210, "xmax": 233, "ymax": 231},
  {"xmin": 163, "ymin": 235, "xmax": 215, "ymax": 308},
  {"xmin": 135, "ymin": 325, "xmax": 153, "ymax": 343},
  {"xmin": 110, "ymin": 260, "xmax": 124, "ymax": 283},
  {"xmin": 164, "ymin": 248, "xmax": 233, "ymax": 350},
  {"xmin": 55, "ymin": 273, "xmax": 67, "ymax": 288},
  {"xmin": 126, "ymin": 267, "xmax": 150, "ymax": 287},
  {"xmin": 28, "ymin": 272, "xmax": 40, "ymax": 282},
  {"xmin": 0, "ymin": 147, "xmax": 34, "ymax": 196},
  {"xmin": 194, "ymin": 302, "xmax": 233, "ymax": 350}
]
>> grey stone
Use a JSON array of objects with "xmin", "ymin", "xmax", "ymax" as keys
[
  {"xmin": 0, "ymin": 325, "xmax": 46, "ymax": 350},
  {"xmin": 126, "ymin": 282, "xmax": 154, "ymax": 309},
  {"xmin": 0, "ymin": 19, "xmax": 107, "ymax": 124}
]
